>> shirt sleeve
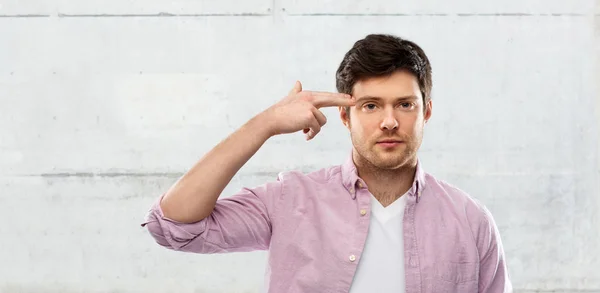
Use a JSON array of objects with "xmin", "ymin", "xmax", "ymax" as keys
[
  {"xmin": 476, "ymin": 206, "xmax": 513, "ymax": 293},
  {"xmin": 141, "ymin": 177, "xmax": 283, "ymax": 254}
]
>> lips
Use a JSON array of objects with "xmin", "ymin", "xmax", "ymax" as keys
[{"xmin": 376, "ymin": 139, "xmax": 404, "ymax": 149}]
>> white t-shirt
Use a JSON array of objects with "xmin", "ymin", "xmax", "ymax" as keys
[{"xmin": 349, "ymin": 193, "xmax": 407, "ymax": 293}]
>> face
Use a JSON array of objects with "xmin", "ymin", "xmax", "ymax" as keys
[{"xmin": 340, "ymin": 70, "xmax": 432, "ymax": 170}]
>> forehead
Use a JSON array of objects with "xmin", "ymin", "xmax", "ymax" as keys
[{"xmin": 352, "ymin": 70, "xmax": 422, "ymax": 101}]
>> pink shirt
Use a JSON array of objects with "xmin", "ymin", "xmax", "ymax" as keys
[{"xmin": 142, "ymin": 153, "xmax": 512, "ymax": 292}]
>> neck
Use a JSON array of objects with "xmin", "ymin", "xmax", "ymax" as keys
[{"xmin": 353, "ymin": 151, "xmax": 417, "ymax": 207}]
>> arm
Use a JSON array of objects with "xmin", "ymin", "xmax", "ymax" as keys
[
  {"xmin": 141, "ymin": 109, "xmax": 277, "ymax": 253},
  {"xmin": 477, "ymin": 206, "xmax": 513, "ymax": 293},
  {"xmin": 160, "ymin": 114, "xmax": 274, "ymax": 223},
  {"xmin": 142, "ymin": 179, "xmax": 282, "ymax": 253},
  {"xmin": 157, "ymin": 81, "xmax": 353, "ymax": 223},
  {"xmin": 141, "ymin": 81, "xmax": 355, "ymax": 253}
]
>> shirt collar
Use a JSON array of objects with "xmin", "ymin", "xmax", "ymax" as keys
[{"xmin": 340, "ymin": 151, "xmax": 427, "ymax": 202}]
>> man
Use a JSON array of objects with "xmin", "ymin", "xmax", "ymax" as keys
[{"xmin": 142, "ymin": 34, "xmax": 512, "ymax": 292}]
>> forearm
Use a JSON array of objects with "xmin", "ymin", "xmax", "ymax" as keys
[{"xmin": 160, "ymin": 113, "xmax": 274, "ymax": 223}]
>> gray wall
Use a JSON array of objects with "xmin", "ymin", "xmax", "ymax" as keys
[{"xmin": 1, "ymin": 0, "xmax": 599, "ymax": 292}]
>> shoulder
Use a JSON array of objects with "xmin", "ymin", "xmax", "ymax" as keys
[
  {"xmin": 424, "ymin": 173, "xmax": 490, "ymax": 215},
  {"xmin": 423, "ymin": 173, "xmax": 499, "ymax": 243},
  {"xmin": 273, "ymin": 165, "xmax": 345, "ymax": 202},
  {"xmin": 277, "ymin": 164, "xmax": 343, "ymax": 185}
]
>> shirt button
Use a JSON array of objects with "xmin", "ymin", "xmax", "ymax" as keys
[
  {"xmin": 349, "ymin": 187, "xmax": 355, "ymax": 193},
  {"xmin": 349, "ymin": 255, "xmax": 356, "ymax": 262},
  {"xmin": 357, "ymin": 182, "xmax": 363, "ymax": 188},
  {"xmin": 360, "ymin": 209, "xmax": 367, "ymax": 216}
]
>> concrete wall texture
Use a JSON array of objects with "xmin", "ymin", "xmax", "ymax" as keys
[{"xmin": 1, "ymin": 0, "xmax": 599, "ymax": 292}]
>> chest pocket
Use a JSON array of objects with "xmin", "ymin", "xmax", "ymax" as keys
[{"xmin": 434, "ymin": 261, "xmax": 478, "ymax": 283}]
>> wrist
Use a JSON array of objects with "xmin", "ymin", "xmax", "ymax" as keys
[{"xmin": 248, "ymin": 111, "xmax": 277, "ymax": 140}]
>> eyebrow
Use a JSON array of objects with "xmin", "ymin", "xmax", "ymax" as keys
[{"xmin": 354, "ymin": 95, "xmax": 419, "ymax": 103}]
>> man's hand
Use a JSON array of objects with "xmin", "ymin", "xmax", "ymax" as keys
[{"xmin": 261, "ymin": 81, "xmax": 355, "ymax": 140}]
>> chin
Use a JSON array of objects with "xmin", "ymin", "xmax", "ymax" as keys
[
  {"xmin": 370, "ymin": 152, "xmax": 409, "ymax": 169},
  {"xmin": 378, "ymin": 159, "xmax": 408, "ymax": 170}
]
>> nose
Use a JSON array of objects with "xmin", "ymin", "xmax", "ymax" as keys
[{"xmin": 380, "ymin": 110, "xmax": 398, "ymax": 130}]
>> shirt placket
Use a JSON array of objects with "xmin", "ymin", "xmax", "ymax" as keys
[
  {"xmin": 344, "ymin": 181, "xmax": 371, "ymax": 292},
  {"xmin": 404, "ymin": 194, "xmax": 422, "ymax": 293}
]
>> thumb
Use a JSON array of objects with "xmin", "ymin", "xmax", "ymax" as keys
[{"xmin": 288, "ymin": 80, "xmax": 302, "ymax": 95}]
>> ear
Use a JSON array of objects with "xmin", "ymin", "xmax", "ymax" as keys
[
  {"xmin": 339, "ymin": 106, "xmax": 351, "ymax": 129},
  {"xmin": 424, "ymin": 99, "xmax": 432, "ymax": 123}
]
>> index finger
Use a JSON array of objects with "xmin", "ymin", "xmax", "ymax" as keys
[{"xmin": 307, "ymin": 92, "xmax": 355, "ymax": 108}]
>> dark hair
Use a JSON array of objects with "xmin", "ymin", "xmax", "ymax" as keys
[{"xmin": 336, "ymin": 34, "xmax": 432, "ymax": 114}]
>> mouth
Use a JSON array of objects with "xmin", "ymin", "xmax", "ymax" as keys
[{"xmin": 376, "ymin": 140, "xmax": 404, "ymax": 148}]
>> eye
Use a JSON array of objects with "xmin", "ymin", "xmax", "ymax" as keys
[
  {"xmin": 363, "ymin": 103, "xmax": 377, "ymax": 111},
  {"xmin": 399, "ymin": 102, "xmax": 415, "ymax": 110}
]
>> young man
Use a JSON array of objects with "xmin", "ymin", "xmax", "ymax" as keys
[{"xmin": 142, "ymin": 34, "xmax": 512, "ymax": 293}]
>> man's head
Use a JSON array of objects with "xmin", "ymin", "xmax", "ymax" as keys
[{"xmin": 336, "ymin": 34, "xmax": 433, "ymax": 170}]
